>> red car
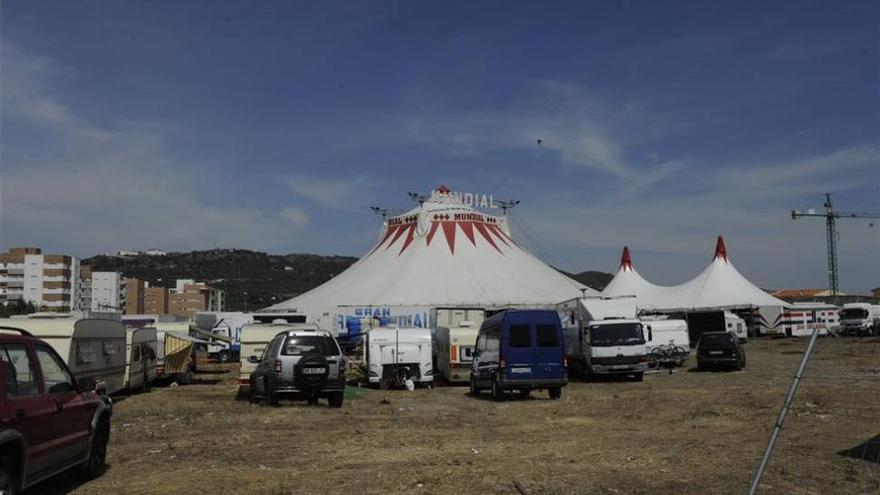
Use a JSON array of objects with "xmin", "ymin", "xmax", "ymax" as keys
[{"xmin": 0, "ymin": 327, "xmax": 112, "ymax": 494}]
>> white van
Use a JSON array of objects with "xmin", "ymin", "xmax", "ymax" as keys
[
  {"xmin": 238, "ymin": 321, "xmax": 319, "ymax": 393},
  {"xmin": 435, "ymin": 323, "xmax": 479, "ymax": 383},
  {"xmin": 0, "ymin": 316, "xmax": 127, "ymax": 394},
  {"xmin": 365, "ymin": 328, "xmax": 433, "ymax": 389},
  {"xmin": 125, "ymin": 327, "xmax": 158, "ymax": 391}
]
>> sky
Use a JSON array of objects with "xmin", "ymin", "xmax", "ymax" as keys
[{"xmin": 1, "ymin": 1, "xmax": 878, "ymax": 293}]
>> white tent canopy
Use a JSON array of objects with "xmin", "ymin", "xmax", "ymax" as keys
[
  {"xmin": 603, "ymin": 237, "xmax": 788, "ymax": 313},
  {"xmin": 268, "ymin": 186, "xmax": 591, "ymax": 321}
]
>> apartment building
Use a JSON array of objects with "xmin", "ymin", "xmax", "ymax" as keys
[
  {"xmin": 169, "ymin": 282, "xmax": 224, "ymax": 318},
  {"xmin": 144, "ymin": 286, "xmax": 170, "ymax": 315},
  {"xmin": 0, "ymin": 247, "xmax": 81, "ymax": 312},
  {"xmin": 91, "ymin": 271, "xmax": 125, "ymax": 312},
  {"xmin": 125, "ymin": 277, "xmax": 146, "ymax": 315}
]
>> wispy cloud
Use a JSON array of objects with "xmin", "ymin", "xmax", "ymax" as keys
[
  {"xmin": 285, "ymin": 176, "xmax": 381, "ymax": 209},
  {"xmin": 0, "ymin": 43, "xmax": 308, "ymax": 255}
]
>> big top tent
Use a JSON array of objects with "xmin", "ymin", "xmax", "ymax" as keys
[{"xmin": 267, "ymin": 186, "xmax": 592, "ymax": 332}]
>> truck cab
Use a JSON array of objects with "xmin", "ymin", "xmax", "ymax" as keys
[
  {"xmin": 558, "ymin": 297, "xmax": 648, "ymax": 381},
  {"xmin": 840, "ymin": 303, "xmax": 880, "ymax": 336}
]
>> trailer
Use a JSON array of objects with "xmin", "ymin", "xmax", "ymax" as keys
[
  {"xmin": 125, "ymin": 327, "xmax": 158, "ymax": 391},
  {"xmin": 641, "ymin": 318, "xmax": 690, "ymax": 366},
  {"xmin": 154, "ymin": 330, "xmax": 198, "ymax": 383},
  {"xmin": 238, "ymin": 321, "xmax": 319, "ymax": 393},
  {"xmin": 435, "ymin": 323, "xmax": 479, "ymax": 383},
  {"xmin": 0, "ymin": 316, "xmax": 127, "ymax": 395},
  {"xmin": 686, "ymin": 311, "xmax": 747, "ymax": 343},
  {"xmin": 770, "ymin": 303, "xmax": 839, "ymax": 337},
  {"xmin": 365, "ymin": 328, "xmax": 433, "ymax": 389}
]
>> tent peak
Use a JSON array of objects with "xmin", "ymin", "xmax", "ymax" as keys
[
  {"xmin": 714, "ymin": 236, "xmax": 728, "ymax": 262},
  {"xmin": 620, "ymin": 246, "xmax": 634, "ymax": 270}
]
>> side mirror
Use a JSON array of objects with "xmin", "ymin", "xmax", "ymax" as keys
[
  {"xmin": 77, "ymin": 377, "xmax": 97, "ymax": 393},
  {"xmin": 247, "ymin": 355, "xmax": 260, "ymax": 364}
]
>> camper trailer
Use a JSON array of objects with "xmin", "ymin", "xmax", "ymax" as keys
[
  {"xmin": 125, "ymin": 327, "xmax": 158, "ymax": 391},
  {"xmin": 0, "ymin": 316, "xmax": 127, "ymax": 394},
  {"xmin": 435, "ymin": 322, "xmax": 479, "ymax": 383},
  {"xmin": 365, "ymin": 328, "xmax": 433, "ymax": 389},
  {"xmin": 238, "ymin": 321, "xmax": 319, "ymax": 393},
  {"xmin": 641, "ymin": 318, "xmax": 690, "ymax": 366},
  {"xmin": 686, "ymin": 311, "xmax": 748, "ymax": 343},
  {"xmin": 155, "ymin": 329, "xmax": 197, "ymax": 383}
]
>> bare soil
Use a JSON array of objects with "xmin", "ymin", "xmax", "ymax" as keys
[{"xmin": 36, "ymin": 338, "xmax": 880, "ymax": 494}]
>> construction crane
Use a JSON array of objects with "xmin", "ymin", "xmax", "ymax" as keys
[{"xmin": 791, "ymin": 193, "xmax": 880, "ymax": 295}]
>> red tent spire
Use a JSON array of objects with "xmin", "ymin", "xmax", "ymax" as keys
[
  {"xmin": 620, "ymin": 246, "xmax": 634, "ymax": 270},
  {"xmin": 436, "ymin": 184, "xmax": 451, "ymax": 194},
  {"xmin": 714, "ymin": 236, "xmax": 728, "ymax": 261}
]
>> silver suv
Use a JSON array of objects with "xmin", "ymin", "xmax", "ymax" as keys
[{"xmin": 248, "ymin": 329, "xmax": 346, "ymax": 407}]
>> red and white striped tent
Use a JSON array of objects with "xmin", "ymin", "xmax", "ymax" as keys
[{"xmin": 268, "ymin": 186, "xmax": 591, "ymax": 330}]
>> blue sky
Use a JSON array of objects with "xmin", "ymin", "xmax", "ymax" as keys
[{"xmin": 1, "ymin": 1, "xmax": 878, "ymax": 292}]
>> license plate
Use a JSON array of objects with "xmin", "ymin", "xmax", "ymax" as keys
[
  {"xmin": 510, "ymin": 367, "xmax": 531, "ymax": 373},
  {"xmin": 709, "ymin": 351, "xmax": 723, "ymax": 355},
  {"xmin": 303, "ymin": 367, "xmax": 325, "ymax": 375},
  {"xmin": 610, "ymin": 364, "xmax": 631, "ymax": 370}
]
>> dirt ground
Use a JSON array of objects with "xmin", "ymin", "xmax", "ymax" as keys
[{"xmin": 37, "ymin": 338, "xmax": 879, "ymax": 495}]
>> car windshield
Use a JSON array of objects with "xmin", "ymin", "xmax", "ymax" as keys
[
  {"xmin": 283, "ymin": 336, "xmax": 339, "ymax": 356},
  {"xmin": 590, "ymin": 323, "xmax": 644, "ymax": 346},
  {"xmin": 840, "ymin": 308, "xmax": 868, "ymax": 319},
  {"xmin": 700, "ymin": 334, "xmax": 733, "ymax": 346}
]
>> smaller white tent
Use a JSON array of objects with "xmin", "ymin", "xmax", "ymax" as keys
[
  {"xmin": 638, "ymin": 237, "xmax": 789, "ymax": 313},
  {"xmin": 601, "ymin": 246, "xmax": 667, "ymax": 301}
]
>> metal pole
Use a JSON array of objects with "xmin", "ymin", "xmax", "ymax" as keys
[
  {"xmin": 824, "ymin": 193, "xmax": 838, "ymax": 295},
  {"xmin": 747, "ymin": 327, "xmax": 820, "ymax": 495}
]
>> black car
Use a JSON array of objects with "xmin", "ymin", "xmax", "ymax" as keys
[{"xmin": 696, "ymin": 331, "xmax": 746, "ymax": 371}]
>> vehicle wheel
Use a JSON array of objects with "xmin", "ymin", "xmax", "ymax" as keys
[
  {"xmin": 0, "ymin": 456, "xmax": 18, "ymax": 495},
  {"xmin": 81, "ymin": 417, "xmax": 109, "ymax": 480},
  {"xmin": 379, "ymin": 378, "xmax": 390, "ymax": 390},
  {"xmin": 548, "ymin": 387, "xmax": 562, "ymax": 400},
  {"xmin": 469, "ymin": 375, "xmax": 480, "ymax": 396},
  {"xmin": 328, "ymin": 392, "xmax": 344, "ymax": 408},
  {"xmin": 634, "ymin": 372, "xmax": 644, "ymax": 382},
  {"xmin": 218, "ymin": 351, "xmax": 230, "ymax": 363},
  {"xmin": 491, "ymin": 376, "xmax": 504, "ymax": 401},
  {"xmin": 262, "ymin": 379, "xmax": 277, "ymax": 407}
]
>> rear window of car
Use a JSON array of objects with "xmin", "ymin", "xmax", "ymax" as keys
[
  {"xmin": 282, "ymin": 336, "xmax": 340, "ymax": 356},
  {"xmin": 700, "ymin": 334, "xmax": 733, "ymax": 346},
  {"xmin": 509, "ymin": 325, "xmax": 532, "ymax": 348},
  {"xmin": 536, "ymin": 325, "xmax": 559, "ymax": 347}
]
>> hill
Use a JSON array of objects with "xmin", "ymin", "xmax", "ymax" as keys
[{"xmin": 84, "ymin": 249, "xmax": 613, "ymax": 310}]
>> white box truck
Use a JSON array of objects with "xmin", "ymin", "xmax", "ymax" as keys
[
  {"xmin": 365, "ymin": 328, "xmax": 433, "ymax": 389},
  {"xmin": 557, "ymin": 297, "xmax": 648, "ymax": 381},
  {"xmin": 840, "ymin": 303, "xmax": 880, "ymax": 336}
]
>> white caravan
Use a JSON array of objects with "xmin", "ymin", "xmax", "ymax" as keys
[
  {"xmin": 557, "ymin": 297, "xmax": 647, "ymax": 380},
  {"xmin": 435, "ymin": 322, "xmax": 479, "ymax": 383},
  {"xmin": 0, "ymin": 316, "xmax": 127, "ymax": 394},
  {"xmin": 365, "ymin": 328, "xmax": 433, "ymax": 389},
  {"xmin": 238, "ymin": 321, "xmax": 319, "ymax": 392},
  {"xmin": 723, "ymin": 312, "xmax": 748, "ymax": 342},
  {"xmin": 641, "ymin": 318, "xmax": 690, "ymax": 366},
  {"xmin": 839, "ymin": 303, "xmax": 880, "ymax": 336},
  {"xmin": 125, "ymin": 327, "xmax": 158, "ymax": 391}
]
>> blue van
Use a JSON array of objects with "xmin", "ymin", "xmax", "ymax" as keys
[{"xmin": 470, "ymin": 310, "xmax": 568, "ymax": 400}]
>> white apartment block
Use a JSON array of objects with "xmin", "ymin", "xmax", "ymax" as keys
[
  {"xmin": 0, "ymin": 247, "xmax": 81, "ymax": 311},
  {"xmin": 90, "ymin": 271, "xmax": 125, "ymax": 312}
]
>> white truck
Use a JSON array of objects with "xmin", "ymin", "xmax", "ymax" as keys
[
  {"xmin": 193, "ymin": 312, "xmax": 253, "ymax": 363},
  {"xmin": 839, "ymin": 303, "xmax": 880, "ymax": 336},
  {"xmin": 557, "ymin": 297, "xmax": 648, "ymax": 381},
  {"xmin": 365, "ymin": 328, "xmax": 433, "ymax": 389}
]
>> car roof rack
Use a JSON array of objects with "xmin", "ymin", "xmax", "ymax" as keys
[{"xmin": 0, "ymin": 326, "xmax": 34, "ymax": 337}]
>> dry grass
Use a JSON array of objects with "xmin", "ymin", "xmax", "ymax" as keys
[{"xmin": 35, "ymin": 338, "xmax": 879, "ymax": 494}]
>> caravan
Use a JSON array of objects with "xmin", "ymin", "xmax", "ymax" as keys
[
  {"xmin": 0, "ymin": 316, "xmax": 127, "ymax": 394},
  {"xmin": 365, "ymin": 328, "xmax": 433, "ymax": 389},
  {"xmin": 125, "ymin": 327, "xmax": 158, "ymax": 391},
  {"xmin": 435, "ymin": 322, "xmax": 479, "ymax": 383}
]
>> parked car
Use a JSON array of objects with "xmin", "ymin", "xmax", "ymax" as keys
[
  {"xmin": 0, "ymin": 326, "xmax": 113, "ymax": 494},
  {"xmin": 249, "ymin": 328, "xmax": 345, "ymax": 407},
  {"xmin": 470, "ymin": 310, "xmax": 568, "ymax": 400},
  {"xmin": 696, "ymin": 331, "xmax": 746, "ymax": 371}
]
